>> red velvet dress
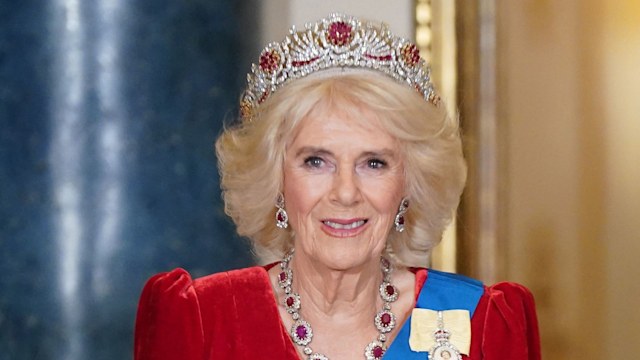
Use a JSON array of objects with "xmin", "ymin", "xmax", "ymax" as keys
[{"xmin": 134, "ymin": 266, "xmax": 540, "ymax": 360}]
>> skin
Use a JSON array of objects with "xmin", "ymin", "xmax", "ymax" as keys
[
  {"xmin": 268, "ymin": 105, "xmax": 416, "ymax": 359},
  {"xmin": 284, "ymin": 106, "xmax": 405, "ymax": 273}
]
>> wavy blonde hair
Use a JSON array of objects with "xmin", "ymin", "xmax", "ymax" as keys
[{"xmin": 215, "ymin": 71, "xmax": 466, "ymax": 267}]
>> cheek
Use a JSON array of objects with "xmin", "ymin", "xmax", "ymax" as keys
[
  {"xmin": 283, "ymin": 170, "xmax": 328, "ymax": 222},
  {"xmin": 364, "ymin": 177, "xmax": 405, "ymax": 216}
]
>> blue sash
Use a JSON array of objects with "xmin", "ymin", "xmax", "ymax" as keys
[{"xmin": 383, "ymin": 269, "xmax": 484, "ymax": 359}]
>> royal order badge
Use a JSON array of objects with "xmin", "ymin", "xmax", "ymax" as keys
[{"xmin": 428, "ymin": 311, "xmax": 462, "ymax": 360}]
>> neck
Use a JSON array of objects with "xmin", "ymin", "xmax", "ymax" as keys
[
  {"xmin": 276, "ymin": 249, "xmax": 403, "ymax": 360},
  {"xmin": 290, "ymin": 252, "xmax": 383, "ymax": 316}
]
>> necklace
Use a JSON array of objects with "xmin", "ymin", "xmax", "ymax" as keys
[{"xmin": 277, "ymin": 249, "xmax": 399, "ymax": 360}]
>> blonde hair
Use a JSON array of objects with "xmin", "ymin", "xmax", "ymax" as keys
[{"xmin": 215, "ymin": 71, "xmax": 466, "ymax": 267}]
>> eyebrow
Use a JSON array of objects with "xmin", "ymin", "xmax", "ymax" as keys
[
  {"xmin": 361, "ymin": 149, "xmax": 398, "ymax": 159},
  {"xmin": 294, "ymin": 146, "xmax": 398, "ymax": 159},
  {"xmin": 294, "ymin": 146, "xmax": 332, "ymax": 158}
]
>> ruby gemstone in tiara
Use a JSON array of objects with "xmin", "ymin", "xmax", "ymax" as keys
[
  {"xmin": 291, "ymin": 57, "xmax": 320, "ymax": 67},
  {"xmin": 259, "ymin": 49, "xmax": 281, "ymax": 73},
  {"xmin": 327, "ymin": 21, "xmax": 353, "ymax": 46},
  {"xmin": 401, "ymin": 43, "xmax": 420, "ymax": 66}
]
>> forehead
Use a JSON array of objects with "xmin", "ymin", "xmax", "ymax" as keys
[{"xmin": 288, "ymin": 104, "xmax": 398, "ymax": 151}]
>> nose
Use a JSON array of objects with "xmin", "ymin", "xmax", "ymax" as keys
[{"xmin": 330, "ymin": 166, "xmax": 362, "ymax": 206}]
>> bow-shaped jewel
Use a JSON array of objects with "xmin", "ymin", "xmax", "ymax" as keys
[{"xmin": 408, "ymin": 309, "xmax": 470, "ymax": 356}]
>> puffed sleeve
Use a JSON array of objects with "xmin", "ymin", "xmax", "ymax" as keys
[
  {"xmin": 470, "ymin": 282, "xmax": 541, "ymax": 360},
  {"xmin": 134, "ymin": 268, "xmax": 204, "ymax": 360}
]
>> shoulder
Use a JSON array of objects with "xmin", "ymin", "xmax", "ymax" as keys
[
  {"xmin": 413, "ymin": 269, "xmax": 485, "ymax": 316},
  {"xmin": 139, "ymin": 265, "xmax": 270, "ymax": 305},
  {"xmin": 193, "ymin": 265, "xmax": 269, "ymax": 287},
  {"xmin": 134, "ymin": 266, "xmax": 272, "ymax": 360},
  {"xmin": 414, "ymin": 269, "xmax": 539, "ymax": 331},
  {"xmin": 134, "ymin": 268, "xmax": 203, "ymax": 360},
  {"xmin": 415, "ymin": 269, "xmax": 537, "ymax": 309},
  {"xmin": 477, "ymin": 281, "xmax": 539, "ymax": 330},
  {"xmin": 485, "ymin": 281, "xmax": 536, "ymax": 303},
  {"xmin": 477, "ymin": 281, "xmax": 538, "ymax": 325},
  {"xmin": 136, "ymin": 268, "xmax": 198, "ymax": 315},
  {"xmin": 424, "ymin": 268, "xmax": 484, "ymax": 289},
  {"xmin": 414, "ymin": 270, "xmax": 540, "ymax": 359},
  {"xmin": 473, "ymin": 281, "xmax": 541, "ymax": 359},
  {"xmin": 190, "ymin": 266, "xmax": 272, "ymax": 307}
]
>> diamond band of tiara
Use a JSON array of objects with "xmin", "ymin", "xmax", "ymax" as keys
[{"xmin": 240, "ymin": 13, "xmax": 441, "ymax": 121}]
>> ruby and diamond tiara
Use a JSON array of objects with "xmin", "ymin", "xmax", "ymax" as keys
[{"xmin": 240, "ymin": 13, "xmax": 441, "ymax": 121}]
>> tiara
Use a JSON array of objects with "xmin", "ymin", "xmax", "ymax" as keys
[{"xmin": 240, "ymin": 13, "xmax": 441, "ymax": 121}]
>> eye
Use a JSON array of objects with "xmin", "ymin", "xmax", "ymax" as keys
[
  {"xmin": 367, "ymin": 158, "xmax": 387, "ymax": 169},
  {"xmin": 304, "ymin": 156, "xmax": 325, "ymax": 168}
]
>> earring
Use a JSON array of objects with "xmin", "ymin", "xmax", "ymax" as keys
[
  {"xmin": 394, "ymin": 197, "xmax": 409, "ymax": 232},
  {"xmin": 275, "ymin": 193, "xmax": 289, "ymax": 229}
]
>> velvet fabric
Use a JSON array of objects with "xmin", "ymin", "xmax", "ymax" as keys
[{"xmin": 134, "ymin": 266, "xmax": 540, "ymax": 359}]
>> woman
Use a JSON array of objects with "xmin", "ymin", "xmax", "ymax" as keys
[{"xmin": 134, "ymin": 13, "xmax": 540, "ymax": 360}]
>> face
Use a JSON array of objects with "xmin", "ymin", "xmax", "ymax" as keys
[{"xmin": 283, "ymin": 105, "xmax": 405, "ymax": 271}]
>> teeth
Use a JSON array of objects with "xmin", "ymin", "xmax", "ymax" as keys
[{"xmin": 323, "ymin": 220, "xmax": 366, "ymax": 230}]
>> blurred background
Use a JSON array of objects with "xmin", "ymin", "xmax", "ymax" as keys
[{"xmin": 0, "ymin": 0, "xmax": 638, "ymax": 359}]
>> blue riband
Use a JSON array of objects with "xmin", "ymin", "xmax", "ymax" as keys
[{"xmin": 383, "ymin": 269, "xmax": 484, "ymax": 359}]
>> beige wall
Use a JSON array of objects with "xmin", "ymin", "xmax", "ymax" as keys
[{"xmin": 497, "ymin": 0, "xmax": 640, "ymax": 358}]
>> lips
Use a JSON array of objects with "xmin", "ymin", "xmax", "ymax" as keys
[
  {"xmin": 320, "ymin": 218, "xmax": 368, "ymax": 237},
  {"xmin": 322, "ymin": 219, "xmax": 367, "ymax": 229}
]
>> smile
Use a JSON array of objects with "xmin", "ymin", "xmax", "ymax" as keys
[{"xmin": 322, "ymin": 219, "xmax": 367, "ymax": 230}]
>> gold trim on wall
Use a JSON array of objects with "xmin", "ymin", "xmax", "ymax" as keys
[
  {"xmin": 455, "ymin": 0, "xmax": 505, "ymax": 283},
  {"xmin": 415, "ymin": 0, "xmax": 458, "ymax": 272},
  {"xmin": 417, "ymin": 0, "xmax": 505, "ymax": 282}
]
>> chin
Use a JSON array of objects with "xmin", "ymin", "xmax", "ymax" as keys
[{"xmin": 312, "ymin": 242, "xmax": 382, "ymax": 272}]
